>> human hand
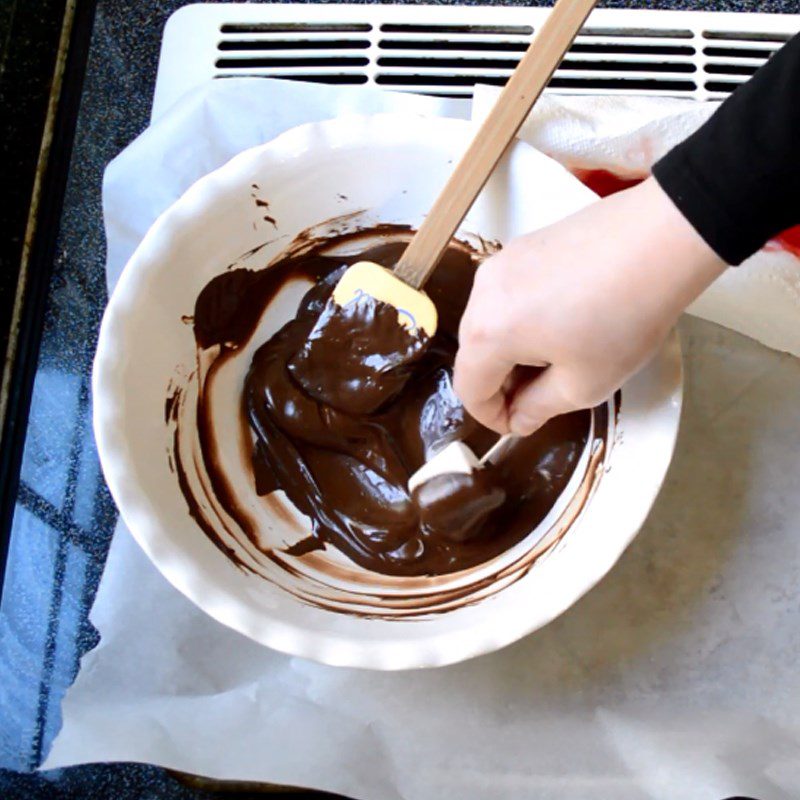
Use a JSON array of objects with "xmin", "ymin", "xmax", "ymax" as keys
[{"xmin": 453, "ymin": 177, "xmax": 727, "ymax": 435}]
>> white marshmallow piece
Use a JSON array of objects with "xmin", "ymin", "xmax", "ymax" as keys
[
  {"xmin": 408, "ymin": 441, "xmax": 480, "ymax": 494},
  {"xmin": 408, "ymin": 434, "xmax": 518, "ymax": 494}
]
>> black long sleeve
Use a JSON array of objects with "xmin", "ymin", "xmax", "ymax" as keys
[{"xmin": 653, "ymin": 33, "xmax": 800, "ymax": 265}]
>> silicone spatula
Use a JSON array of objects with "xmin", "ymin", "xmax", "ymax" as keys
[{"xmin": 330, "ymin": 0, "xmax": 599, "ymax": 338}]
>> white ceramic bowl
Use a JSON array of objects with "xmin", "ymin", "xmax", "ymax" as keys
[{"xmin": 94, "ymin": 114, "xmax": 682, "ymax": 670}]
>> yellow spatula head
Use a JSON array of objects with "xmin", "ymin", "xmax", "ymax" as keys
[{"xmin": 332, "ymin": 261, "xmax": 438, "ymax": 337}]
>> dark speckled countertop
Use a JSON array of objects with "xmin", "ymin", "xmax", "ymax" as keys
[{"xmin": 0, "ymin": 0, "xmax": 797, "ymax": 797}]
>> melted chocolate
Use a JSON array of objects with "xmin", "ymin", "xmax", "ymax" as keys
[
  {"xmin": 287, "ymin": 290, "xmax": 430, "ymax": 415},
  {"xmin": 181, "ymin": 229, "xmax": 596, "ymax": 578}
]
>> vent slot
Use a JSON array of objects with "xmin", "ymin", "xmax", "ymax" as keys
[
  {"xmin": 550, "ymin": 77, "xmax": 696, "ymax": 92},
  {"xmin": 380, "ymin": 23, "xmax": 533, "ymax": 35},
  {"xmin": 705, "ymin": 62, "xmax": 759, "ymax": 76},
  {"xmin": 220, "ymin": 23, "xmax": 372, "ymax": 33},
  {"xmin": 376, "ymin": 74, "xmax": 506, "ymax": 88},
  {"xmin": 571, "ymin": 42, "xmax": 694, "ymax": 56},
  {"xmin": 217, "ymin": 56, "xmax": 369, "ymax": 69},
  {"xmin": 378, "ymin": 56, "xmax": 519, "ymax": 70},
  {"xmin": 581, "ymin": 26, "xmax": 693, "ymax": 39},
  {"xmin": 703, "ymin": 45, "xmax": 775, "ymax": 59},
  {"xmin": 702, "ymin": 29, "xmax": 792, "ymax": 42},
  {"xmin": 218, "ymin": 39, "xmax": 371, "ymax": 51},
  {"xmin": 560, "ymin": 60, "xmax": 696, "ymax": 74},
  {"xmin": 705, "ymin": 80, "xmax": 744, "ymax": 93},
  {"xmin": 379, "ymin": 39, "xmax": 529, "ymax": 53},
  {"xmin": 216, "ymin": 74, "xmax": 368, "ymax": 85}
]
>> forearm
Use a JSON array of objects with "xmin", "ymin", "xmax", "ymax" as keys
[{"xmin": 653, "ymin": 33, "xmax": 800, "ymax": 265}]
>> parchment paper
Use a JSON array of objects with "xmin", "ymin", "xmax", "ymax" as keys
[{"xmin": 45, "ymin": 79, "xmax": 800, "ymax": 798}]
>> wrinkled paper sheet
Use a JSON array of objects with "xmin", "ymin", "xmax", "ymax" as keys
[{"xmin": 45, "ymin": 79, "xmax": 800, "ymax": 799}]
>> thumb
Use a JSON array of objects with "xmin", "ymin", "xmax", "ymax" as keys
[
  {"xmin": 506, "ymin": 366, "xmax": 576, "ymax": 436},
  {"xmin": 453, "ymin": 346, "xmax": 514, "ymax": 434}
]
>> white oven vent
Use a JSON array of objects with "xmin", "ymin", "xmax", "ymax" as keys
[{"xmin": 155, "ymin": 4, "xmax": 799, "ymax": 120}]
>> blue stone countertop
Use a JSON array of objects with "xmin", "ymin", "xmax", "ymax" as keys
[{"xmin": 0, "ymin": 0, "xmax": 797, "ymax": 797}]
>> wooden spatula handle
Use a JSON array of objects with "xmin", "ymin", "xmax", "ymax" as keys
[{"xmin": 393, "ymin": 0, "xmax": 598, "ymax": 289}]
